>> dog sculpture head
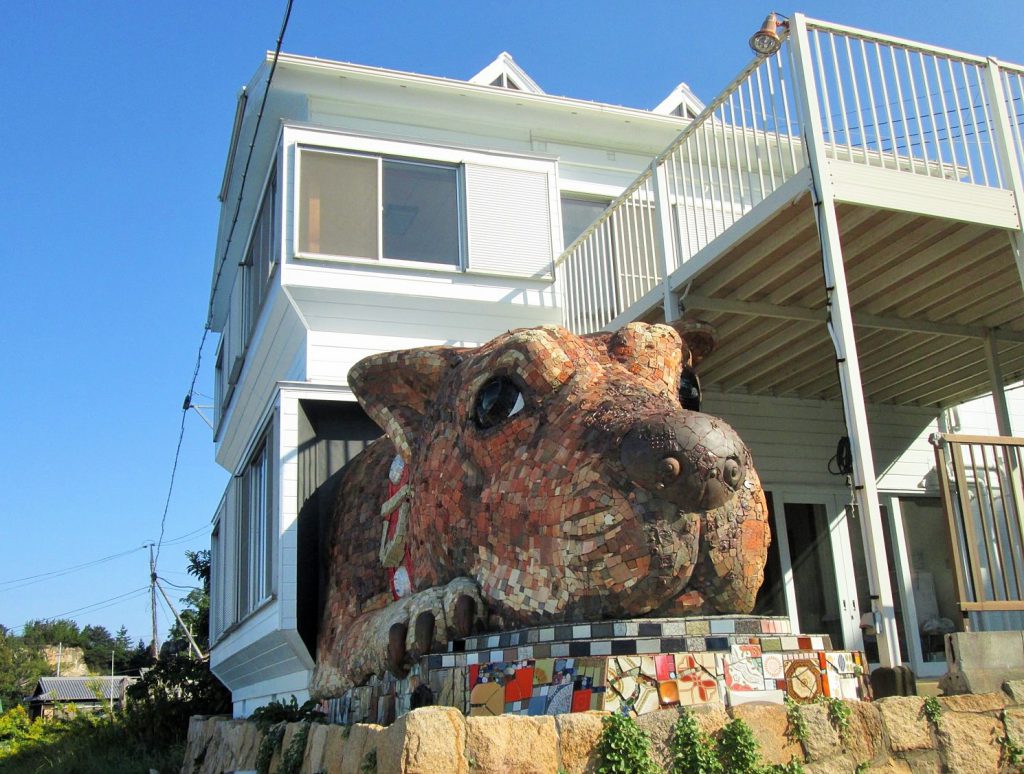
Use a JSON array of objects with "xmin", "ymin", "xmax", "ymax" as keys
[{"xmin": 348, "ymin": 322, "xmax": 769, "ymax": 626}]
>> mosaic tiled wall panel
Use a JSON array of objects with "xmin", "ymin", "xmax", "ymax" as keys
[
  {"xmin": 322, "ymin": 617, "xmax": 871, "ymax": 725},
  {"xmin": 313, "ymin": 323, "xmax": 771, "ymax": 698}
]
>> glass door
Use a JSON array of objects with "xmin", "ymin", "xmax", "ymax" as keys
[{"xmin": 772, "ymin": 492, "xmax": 864, "ymax": 651}]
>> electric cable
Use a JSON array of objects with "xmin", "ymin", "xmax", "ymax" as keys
[
  {"xmin": 157, "ymin": 0, "xmax": 294, "ymax": 571},
  {"xmin": 155, "ymin": 327, "xmax": 208, "ymax": 569},
  {"xmin": 0, "ymin": 546, "xmax": 145, "ymax": 589},
  {"xmin": 205, "ymin": 0, "xmax": 294, "ymax": 327},
  {"xmin": 157, "ymin": 577, "xmax": 201, "ymax": 592},
  {"xmin": 7, "ymin": 587, "xmax": 152, "ymax": 632}
]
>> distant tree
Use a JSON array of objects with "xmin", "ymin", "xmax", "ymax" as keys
[
  {"xmin": 127, "ymin": 639, "xmax": 154, "ymax": 674},
  {"xmin": 162, "ymin": 550, "xmax": 211, "ymax": 657},
  {"xmin": 80, "ymin": 625, "xmax": 116, "ymax": 673},
  {"xmin": 0, "ymin": 632, "xmax": 47, "ymax": 709},
  {"xmin": 21, "ymin": 620, "xmax": 82, "ymax": 652}
]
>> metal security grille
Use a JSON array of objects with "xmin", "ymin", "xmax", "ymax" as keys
[{"xmin": 932, "ymin": 433, "xmax": 1024, "ymax": 626}]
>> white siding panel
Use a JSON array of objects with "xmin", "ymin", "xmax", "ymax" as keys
[
  {"xmin": 216, "ymin": 289, "xmax": 306, "ymax": 472},
  {"xmin": 704, "ymin": 391, "xmax": 940, "ymax": 495},
  {"xmin": 466, "ymin": 163, "xmax": 554, "ymax": 278}
]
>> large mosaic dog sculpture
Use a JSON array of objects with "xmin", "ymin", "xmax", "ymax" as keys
[{"xmin": 312, "ymin": 322, "xmax": 769, "ymax": 697}]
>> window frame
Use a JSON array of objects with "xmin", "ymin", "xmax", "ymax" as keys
[
  {"xmin": 234, "ymin": 425, "xmax": 276, "ymax": 620},
  {"xmin": 294, "ymin": 145, "xmax": 467, "ymax": 271}
]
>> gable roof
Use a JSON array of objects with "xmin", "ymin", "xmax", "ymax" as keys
[
  {"xmin": 31, "ymin": 676, "xmax": 136, "ymax": 702},
  {"xmin": 468, "ymin": 51, "xmax": 545, "ymax": 94},
  {"xmin": 652, "ymin": 82, "xmax": 705, "ymax": 118}
]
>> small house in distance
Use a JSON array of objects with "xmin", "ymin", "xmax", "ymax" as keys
[{"xmin": 27, "ymin": 676, "xmax": 137, "ymax": 720}]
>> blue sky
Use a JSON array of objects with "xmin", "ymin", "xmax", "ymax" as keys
[{"xmin": 1, "ymin": 1, "xmax": 1021, "ymax": 649}]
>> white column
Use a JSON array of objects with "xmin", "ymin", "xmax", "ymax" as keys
[
  {"xmin": 650, "ymin": 161, "xmax": 680, "ymax": 323},
  {"xmin": 984, "ymin": 58, "xmax": 1024, "ymax": 290},
  {"xmin": 790, "ymin": 14, "xmax": 901, "ymax": 668},
  {"xmin": 985, "ymin": 329, "xmax": 1014, "ymax": 436}
]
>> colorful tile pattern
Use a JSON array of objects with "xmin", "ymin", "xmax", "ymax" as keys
[{"xmin": 321, "ymin": 616, "xmax": 871, "ymax": 725}]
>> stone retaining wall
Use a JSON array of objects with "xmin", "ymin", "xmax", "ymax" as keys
[{"xmin": 181, "ymin": 683, "xmax": 1024, "ymax": 773}]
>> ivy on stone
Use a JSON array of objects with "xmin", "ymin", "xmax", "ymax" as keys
[
  {"xmin": 669, "ymin": 709, "xmax": 721, "ymax": 774},
  {"xmin": 596, "ymin": 713, "xmax": 659, "ymax": 774}
]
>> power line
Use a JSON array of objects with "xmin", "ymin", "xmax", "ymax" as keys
[
  {"xmin": 205, "ymin": 0, "xmax": 294, "ymax": 330},
  {"xmin": 157, "ymin": 0, "xmax": 294, "ymax": 571},
  {"xmin": 154, "ymin": 327, "xmax": 209, "ymax": 569},
  {"xmin": 0, "ymin": 522, "xmax": 210, "ymax": 594},
  {"xmin": 157, "ymin": 576, "xmax": 201, "ymax": 592},
  {"xmin": 0, "ymin": 546, "xmax": 145, "ymax": 590},
  {"xmin": 7, "ymin": 587, "xmax": 151, "ymax": 634}
]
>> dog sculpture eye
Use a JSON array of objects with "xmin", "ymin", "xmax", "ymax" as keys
[{"xmin": 474, "ymin": 376, "xmax": 525, "ymax": 429}]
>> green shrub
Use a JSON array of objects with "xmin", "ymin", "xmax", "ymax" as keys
[
  {"xmin": 596, "ymin": 712, "xmax": 659, "ymax": 774},
  {"xmin": 0, "ymin": 710, "xmax": 182, "ymax": 774},
  {"xmin": 124, "ymin": 654, "xmax": 230, "ymax": 749},
  {"xmin": 250, "ymin": 695, "xmax": 325, "ymax": 731},
  {"xmin": 669, "ymin": 709, "xmax": 721, "ymax": 774},
  {"xmin": 716, "ymin": 718, "xmax": 761, "ymax": 774}
]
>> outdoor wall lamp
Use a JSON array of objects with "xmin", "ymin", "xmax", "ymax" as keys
[{"xmin": 749, "ymin": 12, "xmax": 790, "ymax": 56}]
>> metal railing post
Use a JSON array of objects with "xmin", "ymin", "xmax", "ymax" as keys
[
  {"xmin": 651, "ymin": 160, "xmax": 679, "ymax": 323},
  {"xmin": 984, "ymin": 58, "xmax": 1024, "ymax": 288},
  {"xmin": 791, "ymin": 13, "xmax": 901, "ymax": 668},
  {"xmin": 931, "ymin": 436, "xmax": 972, "ymax": 630}
]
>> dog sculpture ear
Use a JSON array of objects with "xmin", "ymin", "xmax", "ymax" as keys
[
  {"xmin": 669, "ymin": 319, "xmax": 718, "ymax": 367},
  {"xmin": 348, "ymin": 347, "xmax": 464, "ymax": 460}
]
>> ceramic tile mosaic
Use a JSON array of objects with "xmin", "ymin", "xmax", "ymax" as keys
[
  {"xmin": 323, "ymin": 615, "xmax": 869, "ymax": 724},
  {"xmin": 312, "ymin": 324, "xmax": 772, "ymax": 697}
]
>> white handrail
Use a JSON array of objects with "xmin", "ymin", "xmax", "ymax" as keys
[{"xmin": 556, "ymin": 17, "xmax": 1024, "ymax": 336}]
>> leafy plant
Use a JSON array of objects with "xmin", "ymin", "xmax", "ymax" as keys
[
  {"xmin": 818, "ymin": 696, "xmax": 852, "ymax": 743},
  {"xmin": 784, "ymin": 696, "xmax": 808, "ymax": 747},
  {"xmin": 998, "ymin": 710, "xmax": 1024, "ymax": 774},
  {"xmin": 280, "ymin": 720, "xmax": 313, "ymax": 774},
  {"xmin": 255, "ymin": 722, "xmax": 285, "ymax": 774},
  {"xmin": 596, "ymin": 712, "xmax": 659, "ymax": 774},
  {"xmin": 123, "ymin": 654, "xmax": 231, "ymax": 749},
  {"xmin": 360, "ymin": 747, "xmax": 378, "ymax": 773},
  {"xmin": 764, "ymin": 760, "xmax": 806, "ymax": 773},
  {"xmin": 669, "ymin": 709, "xmax": 721, "ymax": 774},
  {"xmin": 922, "ymin": 696, "xmax": 942, "ymax": 726},
  {"xmin": 716, "ymin": 718, "xmax": 761, "ymax": 774},
  {"xmin": 250, "ymin": 695, "xmax": 325, "ymax": 732},
  {"xmin": 0, "ymin": 710, "xmax": 181, "ymax": 774}
]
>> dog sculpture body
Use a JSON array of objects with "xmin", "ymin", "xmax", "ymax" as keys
[{"xmin": 313, "ymin": 323, "xmax": 769, "ymax": 696}]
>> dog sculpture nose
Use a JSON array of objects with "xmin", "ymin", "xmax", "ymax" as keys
[{"xmin": 620, "ymin": 413, "xmax": 747, "ymax": 510}]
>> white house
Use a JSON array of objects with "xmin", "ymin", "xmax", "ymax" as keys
[{"xmin": 206, "ymin": 15, "xmax": 1024, "ymax": 716}]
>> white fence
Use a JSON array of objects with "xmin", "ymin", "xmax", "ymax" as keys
[{"xmin": 556, "ymin": 16, "xmax": 1024, "ymax": 335}]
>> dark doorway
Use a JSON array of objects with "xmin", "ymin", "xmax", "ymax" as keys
[{"xmin": 296, "ymin": 399, "xmax": 382, "ymax": 658}]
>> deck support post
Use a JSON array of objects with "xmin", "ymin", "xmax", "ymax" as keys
[
  {"xmin": 984, "ymin": 329, "xmax": 1014, "ymax": 436},
  {"xmin": 984, "ymin": 58, "xmax": 1024, "ymax": 290},
  {"xmin": 651, "ymin": 161, "xmax": 679, "ymax": 323},
  {"xmin": 791, "ymin": 14, "xmax": 901, "ymax": 669}
]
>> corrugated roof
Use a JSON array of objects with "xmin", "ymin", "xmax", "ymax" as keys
[{"xmin": 32, "ymin": 676, "xmax": 136, "ymax": 702}]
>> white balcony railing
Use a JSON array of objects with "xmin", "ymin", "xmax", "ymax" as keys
[
  {"xmin": 803, "ymin": 19, "xmax": 1004, "ymax": 185},
  {"xmin": 999, "ymin": 62, "xmax": 1024, "ymax": 183},
  {"xmin": 557, "ymin": 32, "xmax": 806, "ymax": 335},
  {"xmin": 556, "ymin": 16, "xmax": 1024, "ymax": 335}
]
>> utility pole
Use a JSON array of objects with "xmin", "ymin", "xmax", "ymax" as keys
[
  {"xmin": 148, "ymin": 543, "xmax": 159, "ymax": 660},
  {"xmin": 154, "ymin": 578, "xmax": 205, "ymax": 660}
]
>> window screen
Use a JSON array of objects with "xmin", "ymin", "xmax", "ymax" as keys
[
  {"xmin": 299, "ymin": 151, "xmax": 378, "ymax": 258},
  {"xmin": 561, "ymin": 196, "xmax": 610, "ymax": 247},
  {"xmin": 383, "ymin": 160, "xmax": 461, "ymax": 265}
]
